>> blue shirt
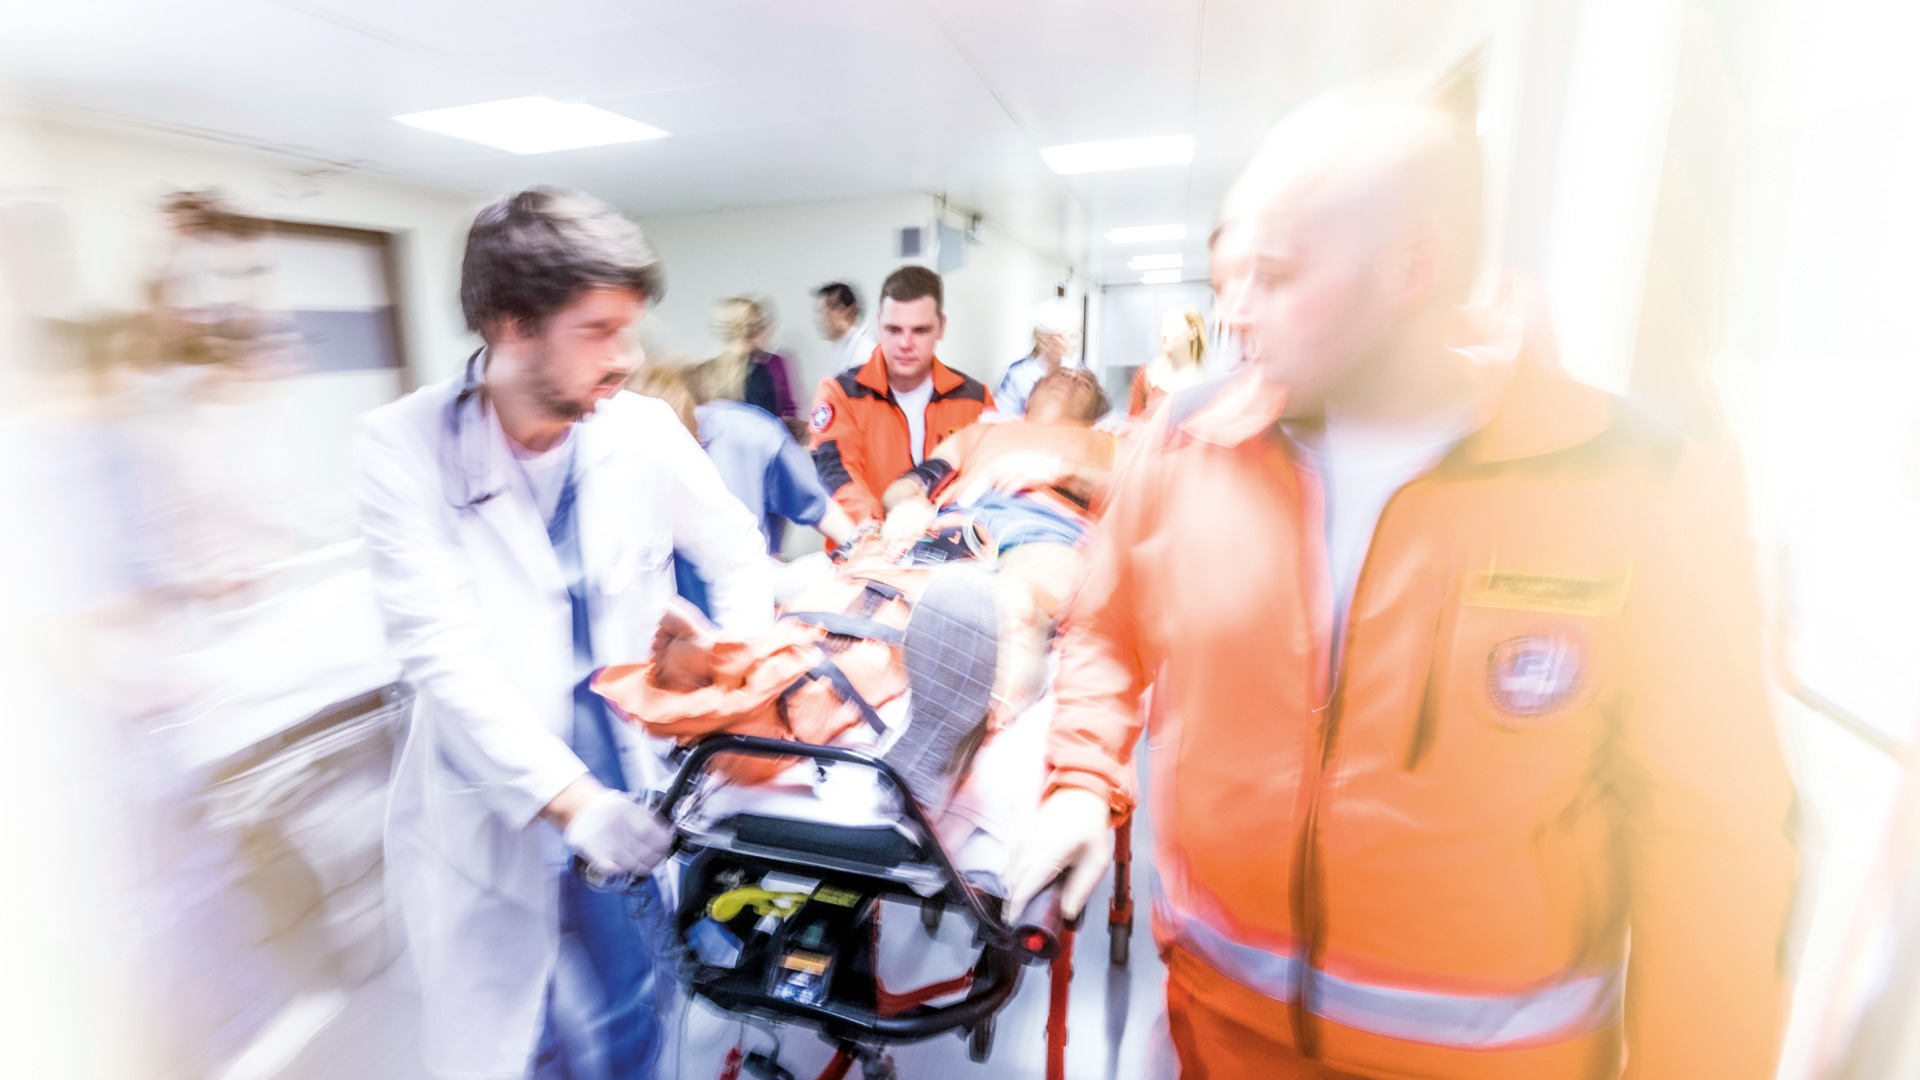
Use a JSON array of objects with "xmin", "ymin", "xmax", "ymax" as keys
[{"xmin": 695, "ymin": 400, "xmax": 832, "ymax": 555}]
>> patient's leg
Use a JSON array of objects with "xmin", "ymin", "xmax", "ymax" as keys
[{"xmin": 992, "ymin": 542, "xmax": 1087, "ymax": 713}]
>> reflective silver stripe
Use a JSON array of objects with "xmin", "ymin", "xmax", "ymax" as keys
[
  {"xmin": 1309, "ymin": 964, "xmax": 1623, "ymax": 1049},
  {"xmin": 1157, "ymin": 897, "xmax": 1301, "ymax": 1002},
  {"xmin": 1158, "ymin": 899, "xmax": 1623, "ymax": 1050}
]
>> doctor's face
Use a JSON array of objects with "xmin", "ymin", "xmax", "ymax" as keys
[{"xmin": 497, "ymin": 286, "xmax": 647, "ymax": 423}]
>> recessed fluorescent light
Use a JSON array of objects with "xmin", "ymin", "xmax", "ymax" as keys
[
  {"xmin": 1128, "ymin": 254, "xmax": 1183, "ymax": 271},
  {"xmin": 1041, "ymin": 135, "xmax": 1194, "ymax": 175},
  {"xmin": 1139, "ymin": 270, "xmax": 1182, "ymax": 285},
  {"xmin": 396, "ymin": 97, "xmax": 668, "ymax": 155},
  {"xmin": 1107, "ymin": 224, "xmax": 1187, "ymax": 245}
]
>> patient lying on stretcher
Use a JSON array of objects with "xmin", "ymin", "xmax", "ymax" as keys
[{"xmin": 878, "ymin": 368, "xmax": 1117, "ymax": 714}]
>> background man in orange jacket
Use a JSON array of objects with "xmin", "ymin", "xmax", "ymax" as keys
[
  {"xmin": 807, "ymin": 265, "xmax": 992, "ymax": 527},
  {"xmin": 1007, "ymin": 93, "xmax": 1800, "ymax": 1079}
]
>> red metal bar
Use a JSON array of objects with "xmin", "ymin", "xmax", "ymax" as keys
[
  {"xmin": 1046, "ymin": 926, "xmax": 1074, "ymax": 1080},
  {"xmin": 1109, "ymin": 817, "xmax": 1134, "ymax": 929},
  {"xmin": 814, "ymin": 1044, "xmax": 857, "ymax": 1080}
]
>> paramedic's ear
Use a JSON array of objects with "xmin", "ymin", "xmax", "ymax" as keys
[{"xmin": 1005, "ymin": 787, "xmax": 1113, "ymax": 922}]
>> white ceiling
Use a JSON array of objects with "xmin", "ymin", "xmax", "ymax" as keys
[{"xmin": 0, "ymin": 0, "xmax": 1493, "ymax": 282}]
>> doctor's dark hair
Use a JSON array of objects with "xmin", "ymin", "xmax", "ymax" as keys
[{"xmin": 460, "ymin": 187, "xmax": 665, "ymax": 339}]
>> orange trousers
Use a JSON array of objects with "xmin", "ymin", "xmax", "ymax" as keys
[{"xmin": 1167, "ymin": 966, "xmax": 1367, "ymax": 1080}]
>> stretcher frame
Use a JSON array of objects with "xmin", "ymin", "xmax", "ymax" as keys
[{"xmin": 638, "ymin": 734, "xmax": 1084, "ymax": 1079}]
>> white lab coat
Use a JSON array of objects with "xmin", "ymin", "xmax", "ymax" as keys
[{"xmin": 349, "ymin": 366, "xmax": 772, "ymax": 1079}]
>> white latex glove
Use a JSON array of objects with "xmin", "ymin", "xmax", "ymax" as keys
[
  {"xmin": 1003, "ymin": 787, "xmax": 1113, "ymax": 922},
  {"xmin": 563, "ymin": 789, "xmax": 674, "ymax": 877},
  {"xmin": 881, "ymin": 496, "xmax": 938, "ymax": 542}
]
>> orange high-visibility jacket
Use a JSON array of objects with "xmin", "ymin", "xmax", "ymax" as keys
[
  {"xmin": 1048, "ymin": 362, "xmax": 1799, "ymax": 1079},
  {"xmin": 808, "ymin": 349, "xmax": 993, "ymax": 525}
]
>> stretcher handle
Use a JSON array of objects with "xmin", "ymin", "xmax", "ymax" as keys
[
  {"xmin": 1011, "ymin": 874, "xmax": 1079, "ymax": 964},
  {"xmin": 656, "ymin": 734, "xmax": 1013, "ymax": 942}
]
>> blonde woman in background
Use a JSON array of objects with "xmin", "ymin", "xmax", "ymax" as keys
[
  {"xmin": 693, "ymin": 295, "xmax": 801, "ymax": 438},
  {"xmin": 1128, "ymin": 305, "xmax": 1208, "ymax": 416}
]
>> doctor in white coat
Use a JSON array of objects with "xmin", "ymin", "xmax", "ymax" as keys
[{"xmin": 351, "ymin": 188, "xmax": 771, "ymax": 1080}]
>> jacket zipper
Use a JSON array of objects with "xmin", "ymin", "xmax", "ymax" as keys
[{"xmin": 1289, "ymin": 479, "xmax": 1419, "ymax": 1057}]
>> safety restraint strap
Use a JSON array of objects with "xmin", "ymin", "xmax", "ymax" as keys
[
  {"xmin": 784, "ymin": 656, "xmax": 887, "ymax": 734},
  {"xmin": 779, "ymin": 611, "xmax": 907, "ymax": 647}
]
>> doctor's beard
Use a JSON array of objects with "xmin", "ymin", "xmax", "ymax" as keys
[{"xmin": 525, "ymin": 338, "xmax": 623, "ymax": 423}]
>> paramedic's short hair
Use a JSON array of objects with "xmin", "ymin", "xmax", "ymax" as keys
[
  {"xmin": 461, "ymin": 187, "xmax": 665, "ymax": 338},
  {"xmin": 814, "ymin": 281, "xmax": 861, "ymax": 316},
  {"xmin": 1031, "ymin": 368, "xmax": 1108, "ymax": 424},
  {"xmin": 878, "ymin": 266, "xmax": 943, "ymax": 316}
]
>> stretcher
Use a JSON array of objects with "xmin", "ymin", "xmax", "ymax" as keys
[
  {"xmin": 589, "ymin": 528, "xmax": 1136, "ymax": 1078},
  {"xmin": 651, "ymin": 734, "xmax": 1073, "ymax": 1079}
]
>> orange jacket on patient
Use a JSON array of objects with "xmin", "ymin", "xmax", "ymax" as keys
[{"xmin": 591, "ymin": 559, "xmax": 923, "ymax": 785}]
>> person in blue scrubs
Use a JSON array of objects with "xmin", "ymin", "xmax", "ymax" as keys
[{"xmin": 628, "ymin": 364, "xmax": 855, "ymax": 615}]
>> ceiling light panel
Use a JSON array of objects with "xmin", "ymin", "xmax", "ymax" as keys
[
  {"xmin": 1138, "ymin": 270, "xmax": 1183, "ymax": 285},
  {"xmin": 1107, "ymin": 224, "xmax": 1187, "ymax": 245},
  {"xmin": 1041, "ymin": 134, "xmax": 1194, "ymax": 175},
  {"xmin": 395, "ymin": 97, "xmax": 668, "ymax": 155},
  {"xmin": 1128, "ymin": 254, "xmax": 1183, "ymax": 271}
]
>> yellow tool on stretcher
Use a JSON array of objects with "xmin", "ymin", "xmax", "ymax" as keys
[{"xmin": 707, "ymin": 886, "xmax": 811, "ymax": 922}]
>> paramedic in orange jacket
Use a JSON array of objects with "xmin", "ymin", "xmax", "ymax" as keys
[
  {"xmin": 1007, "ymin": 95, "xmax": 1799, "ymax": 1079},
  {"xmin": 808, "ymin": 265, "xmax": 993, "ymax": 526}
]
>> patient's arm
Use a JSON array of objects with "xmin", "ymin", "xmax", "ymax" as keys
[{"xmin": 1049, "ymin": 462, "xmax": 1108, "ymax": 510}]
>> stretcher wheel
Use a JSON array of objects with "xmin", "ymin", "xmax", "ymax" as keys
[
  {"xmin": 1109, "ymin": 921, "xmax": 1131, "ymax": 967},
  {"xmin": 967, "ymin": 1018, "xmax": 994, "ymax": 1062}
]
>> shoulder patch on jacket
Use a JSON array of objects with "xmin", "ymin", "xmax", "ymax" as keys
[{"xmin": 810, "ymin": 402, "xmax": 835, "ymax": 432}]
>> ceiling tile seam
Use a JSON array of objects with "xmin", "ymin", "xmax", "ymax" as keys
[
  {"xmin": 267, "ymin": 0, "xmax": 738, "ymax": 110},
  {"xmin": 266, "ymin": 0, "xmax": 448, "ymax": 56},
  {"xmin": 909, "ymin": 0, "xmax": 1092, "ymax": 234}
]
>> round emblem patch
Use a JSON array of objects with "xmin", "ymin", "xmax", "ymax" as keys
[
  {"xmin": 1485, "ymin": 634, "xmax": 1585, "ymax": 720},
  {"xmin": 810, "ymin": 402, "xmax": 834, "ymax": 432}
]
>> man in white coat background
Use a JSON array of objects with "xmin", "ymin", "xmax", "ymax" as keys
[{"xmin": 351, "ymin": 188, "xmax": 773, "ymax": 1080}]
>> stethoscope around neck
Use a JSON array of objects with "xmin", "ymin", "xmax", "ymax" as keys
[{"xmin": 442, "ymin": 347, "xmax": 508, "ymax": 510}]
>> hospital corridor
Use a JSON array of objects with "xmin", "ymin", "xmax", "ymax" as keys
[{"xmin": 1, "ymin": 2, "xmax": 1918, "ymax": 1079}]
